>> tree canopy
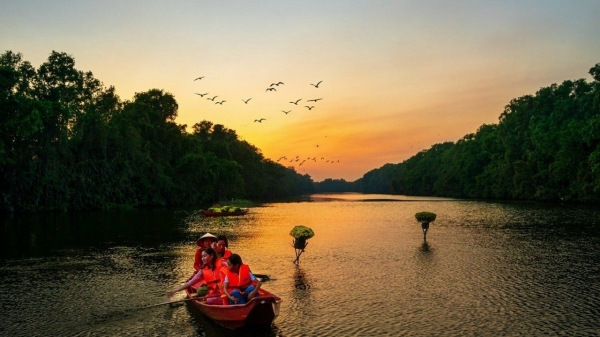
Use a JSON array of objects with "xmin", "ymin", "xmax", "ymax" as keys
[
  {"xmin": 352, "ymin": 62, "xmax": 600, "ymax": 203},
  {"xmin": 0, "ymin": 51, "xmax": 314, "ymax": 212}
]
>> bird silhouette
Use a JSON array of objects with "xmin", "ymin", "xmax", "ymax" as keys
[
  {"xmin": 305, "ymin": 106, "xmax": 315, "ymax": 110},
  {"xmin": 310, "ymin": 81, "xmax": 322, "ymax": 88},
  {"xmin": 195, "ymin": 93, "xmax": 209, "ymax": 97},
  {"xmin": 307, "ymin": 98, "xmax": 323, "ymax": 102},
  {"xmin": 242, "ymin": 98, "xmax": 252, "ymax": 104},
  {"xmin": 290, "ymin": 99, "xmax": 302, "ymax": 105},
  {"xmin": 270, "ymin": 82, "xmax": 284, "ymax": 87},
  {"xmin": 254, "ymin": 118, "xmax": 266, "ymax": 123},
  {"xmin": 207, "ymin": 96, "xmax": 218, "ymax": 101},
  {"xmin": 194, "ymin": 76, "xmax": 204, "ymax": 81},
  {"xmin": 266, "ymin": 88, "xmax": 276, "ymax": 92},
  {"xmin": 215, "ymin": 100, "xmax": 226, "ymax": 104},
  {"xmin": 282, "ymin": 110, "xmax": 291, "ymax": 114}
]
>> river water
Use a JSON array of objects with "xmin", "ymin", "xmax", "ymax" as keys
[{"xmin": 1, "ymin": 194, "xmax": 599, "ymax": 336}]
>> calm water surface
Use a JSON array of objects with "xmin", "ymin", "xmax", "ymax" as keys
[{"xmin": 1, "ymin": 194, "xmax": 600, "ymax": 336}]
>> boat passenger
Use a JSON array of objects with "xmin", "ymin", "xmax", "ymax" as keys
[
  {"xmin": 168, "ymin": 248, "xmax": 222, "ymax": 304},
  {"xmin": 194, "ymin": 233, "xmax": 217, "ymax": 272},
  {"xmin": 220, "ymin": 253, "xmax": 261, "ymax": 305},
  {"xmin": 214, "ymin": 235, "xmax": 232, "ymax": 268}
]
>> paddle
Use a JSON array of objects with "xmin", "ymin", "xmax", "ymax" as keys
[
  {"xmin": 140, "ymin": 296, "xmax": 205, "ymax": 310},
  {"xmin": 254, "ymin": 273, "xmax": 271, "ymax": 281}
]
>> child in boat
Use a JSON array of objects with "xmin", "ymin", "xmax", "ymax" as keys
[
  {"xmin": 220, "ymin": 254, "xmax": 262, "ymax": 305},
  {"xmin": 168, "ymin": 248, "xmax": 222, "ymax": 304},
  {"xmin": 194, "ymin": 233, "xmax": 217, "ymax": 272},
  {"xmin": 214, "ymin": 235, "xmax": 232, "ymax": 268}
]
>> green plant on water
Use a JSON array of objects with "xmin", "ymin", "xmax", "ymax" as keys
[
  {"xmin": 207, "ymin": 205, "xmax": 245, "ymax": 212},
  {"xmin": 415, "ymin": 212, "xmax": 437, "ymax": 223},
  {"xmin": 289, "ymin": 225, "xmax": 315, "ymax": 239},
  {"xmin": 415, "ymin": 211, "xmax": 436, "ymax": 241},
  {"xmin": 290, "ymin": 225, "xmax": 315, "ymax": 264}
]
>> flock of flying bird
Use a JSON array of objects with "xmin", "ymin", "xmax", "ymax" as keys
[
  {"xmin": 194, "ymin": 77, "xmax": 324, "ymax": 122},
  {"xmin": 192, "ymin": 77, "xmax": 340, "ymax": 170}
]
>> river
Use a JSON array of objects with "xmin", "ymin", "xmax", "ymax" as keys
[{"xmin": 1, "ymin": 194, "xmax": 599, "ymax": 336}]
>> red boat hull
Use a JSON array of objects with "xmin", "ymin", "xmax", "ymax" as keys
[
  {"xmin": 184, "ymin": 288, "xmax": 282, "ymax": 329},
  {"xmin": 200, "ymin": 209, "xmax": 249, "ymax": 217}
]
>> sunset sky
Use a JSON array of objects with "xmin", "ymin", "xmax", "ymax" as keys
[{"xmin": 2, "ymin": 1, "xmax": 599, "ymax": 181}]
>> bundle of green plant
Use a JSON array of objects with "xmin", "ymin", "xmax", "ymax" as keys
[
  {"xmin": 290, "ymin": 225, "xmax": 315, "ymax": 264},
  {"xmin": 415, "ymin": 212, "xmax": 437, "ymax": 223},
  {"xmin": 289, "ymin": 225, "xmax": 315, "ymax": 239},
  {"xmin": 208, "ymin": 206, "xmax": 244, "ymax": 212}
]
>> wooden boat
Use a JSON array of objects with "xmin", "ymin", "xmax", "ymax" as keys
[
  {"xmin": 184, "ymin": 287, "xmax": 282, "ymax": 329},
  {"xmin": 200, "ymin": 208, "xmax": 249, "ymax": 217}
]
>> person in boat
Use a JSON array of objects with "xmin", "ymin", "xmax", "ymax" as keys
[
  {"xmin": 220, "ymin": 253, "xmax": 262, "ymax": 305},
  {"xmin": 214, "ymin": 235, "xmax": 232, "ymax": 268},
  {"xmin": 194, "ymin": 233, "xmax": 217, "ymax": 272},
  {"xmin": 168, "ymin": 247, "xmax": 222, "ymax": 304}
]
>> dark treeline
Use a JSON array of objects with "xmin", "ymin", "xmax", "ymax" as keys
[
  {"xmin": 351, "ymin": 63, "xmax": 600, "ymax": 203},
  {"xmin": 0, "ymin": 51, "xmax": 314, "ymax": 212},
  {"xmin": 314, "ymin": 178, "xmax": 356, "ymax": 193}
]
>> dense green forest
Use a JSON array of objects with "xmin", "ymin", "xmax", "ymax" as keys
[
  {"xmin": 349, "ymin": 63, "xmax": 600, "ymax": 203},
  {"xmin": 0, "ymin": 51, "xmax": 314, "ymax": 212},
  {"xmin": 3, "ymin": 51, "xmax": 599, "ymax": 212}
]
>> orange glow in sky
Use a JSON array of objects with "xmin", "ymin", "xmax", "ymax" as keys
[{"xmin": 2, "ymin": 1, "xmax": 599, "ymax": 181}]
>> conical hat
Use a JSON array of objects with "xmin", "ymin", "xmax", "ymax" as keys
[{"xmin": 196, "ymin": 233, "xmax": 217, "ymax": 246}]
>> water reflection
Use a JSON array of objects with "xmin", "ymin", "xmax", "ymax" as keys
[
  {"xmin": 2, "ymin": 198, "xmax": 600, "ymax": 336},
  {"xmin": 293, "ymin": 266, "xmax": 311, "ymax": 291},
  {"xmin": 419, "ymin": 241, "xmax": 431, "ymax": 253}
]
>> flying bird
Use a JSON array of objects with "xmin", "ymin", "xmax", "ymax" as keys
[
  {"xmin": 282, "ymin": 110, "xmax": 291, "ymax": 114},
  {"xmin": 194, "ymin": 76, "xmax": 204, "ymax": 81},
  {"xmin": 266, "ymin": 87, "xmax": 276, "ymax": 92},
  {"xmin": 207, "ymin": 96, "xmax": 218, "ymax": 101},
  {"xmin": 215, "ymin": 100, "xmax": 226, "ymax": 104},
  {"xmin": 307, "ymin": 98, "xmax": 323, "ymax": 102},
  {"xmin": 254, "ymin": 118, "xmax": 266, "ymax": 123},
  {"xmin": 310, "ymin": 81, "xmax": 322, "ymax": 88},
  {"xmin": 289, "ymin": 99, "xmax": 302, "ymax": 105},
  {"xmin": 242, "ymin": 98, "xmax": 252, "ymax": 104},
  {"xmin": 195, "ymin": 93, "xmax": 208, "ymax": 97},
  {"xmin": 305, "ymin": 106, "xmax": 315, "ymax": 110},
  {"xmin": 270, "ymin": 82, "xmax": 284, "ymax": 87}
]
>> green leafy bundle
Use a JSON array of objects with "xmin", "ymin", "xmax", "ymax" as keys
[
  {"xmin": 415, "ymin": 212, "xmax": 437, "ymax": 223},
  {"xmin": 208, "ymin": 205, "xmax": 244, "ymax": 212},
  {"xmin": 289, "ymin": 225, "xmax": 315, "ymax": 239}
]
